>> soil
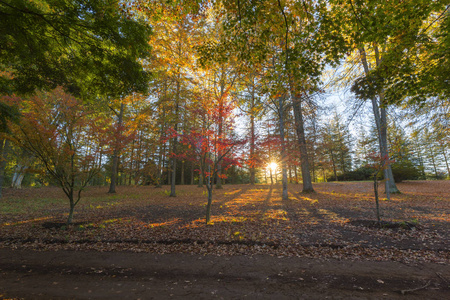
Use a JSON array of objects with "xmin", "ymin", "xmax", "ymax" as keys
[
  {"xmin": 1, "ymin": 248, "xmax": 449, "ymax": 299},
  {"xmin": 0, "ymin": 181, "xmax": 449, "ymax": 299}
]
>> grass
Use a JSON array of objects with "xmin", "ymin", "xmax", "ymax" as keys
[
  {"xmin": 0, "ymin": 193, "xmax": 139, "ymax": 215},
  {"xmin": 0, "ymin": 197, "xmax": 66, "ymax": 214}
]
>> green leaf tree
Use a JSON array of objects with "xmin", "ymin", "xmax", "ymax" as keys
[{"xmin": 0, "ymin": 0, "xmax": 152, "ymax": 98}]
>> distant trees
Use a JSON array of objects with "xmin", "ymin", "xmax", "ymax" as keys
[
  {"xmin": 318, "ymin": 113, "xmax": 352, "ymax": 182},
  {"xmin": 0, "ymin": 0, "xmax": 448, "ymax": 214}
]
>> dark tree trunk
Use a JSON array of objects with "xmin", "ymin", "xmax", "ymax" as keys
[
  {"xmin": 0, "ymin": 139, "xmax": 9, "ymax": 198},
  {"xmin": 67, "ymin": 191, "xmax": 75, "ymax": 225},
  {"xmin": 292, "ymin": 95, "xmax": 314, "ymax": 193},
  {"xmin": 205, "ymin": 157, "xmax": 213, "ymax": 224},
  {"xmin": 190, "ymin": 161, "xmax": 194, "ymax": 185},
  {"xmin": 180, "ymin": 160, "xmax": 185, "ymax": 185},
  {"xmin": 278, "ymin": 96, "xmax": 288, "ymax": 200},
  {"xmin": 170, "ymin": 95, "xmax": 179, "ymax": 197},
  {"xmin": 109, "ymin": 102, "xmax": 124, "ymax": 194}
]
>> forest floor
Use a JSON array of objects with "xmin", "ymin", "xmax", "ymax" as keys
[{"xmin": 0, "ymin": 181, "xmax": 449, "ymax": 299}]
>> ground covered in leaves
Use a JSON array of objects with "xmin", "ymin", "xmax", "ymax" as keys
[
  {"xmin": 0, "ymin": 181, "xmax": 449, "ymax": 299},
  {"xmin": 1, "ymin": 181, "xmax": 449, "ymax": 262}
]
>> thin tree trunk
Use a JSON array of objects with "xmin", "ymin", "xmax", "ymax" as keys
[
  {"xmin": 190, "ymin": 161, "xmax": 194, "ymax": 185},
  {"xmin": 249, "ymin": 83, "xmax": 256, "ymax": 185},
  {"xmin": 374, "ymin": 173, "xmax": 381, "ymax": 224},
  {"xmin": 330, "ymin": 151, "xmax": 338, "ymax": 181},
  {"xmin": 250, "ymin": 112, "xmax": 256, "ymax": 185},
  {"xmin": 428, "ymin": 145, "xmax": 439, "ymax": 178},
  {"xmin": 128, "ymin": 137, "xmax": 136, "ymax": 186},
  {"xmin": 264, "ymin": 167, "xmax": 268, "ymax": 183},
  {"xmin": 181, "ymin": 160, "xmax": 185, "ymax": 185},
  {"xmin": 441, "ymin": 147, "xmax": 450, "ymax": 178},
  {"xmin": 205, "ymin": 153, "xmax": 213, "ymax": 224},
  {"xmin": 198, "ymin": 165, "xmax": 203, "ymax": 187},
  {"xmin": 170, "ymin": 88, "xmax": 180, "ymax": 197},
  {"xmin": 67, "ymin": 193, "xmax": 75, "ymax": 225},
  {"xmin": 0, "ymin": 139, "xmax": 9, "ymax": 198},
  {"xmin": 109, "ymin": 102, "xmax": 124, "ymax": 194},
  {"xmin": 294, "ymin": 165, "xmax": 298, "ymax": 183},
  {"xmin": 278, "ymin": 95, "xmax": 288, "ymax": 200},
  {"xmin": 216, "ymin": 70, "xmax": 226, "ymax": 190}
]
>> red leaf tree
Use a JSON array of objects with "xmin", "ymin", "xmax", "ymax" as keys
[
  {"xmin": 7, "ymin": 88, "xmax": 113, "ymax": 224},
  {"xmin": 179, "ymin": 91, "xmax": 244, "ymax": 224}
]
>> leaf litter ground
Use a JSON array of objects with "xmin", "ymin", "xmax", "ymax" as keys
[{"xmin": 0, "ymin": 181, "xmax": 449, "ymax": 299}]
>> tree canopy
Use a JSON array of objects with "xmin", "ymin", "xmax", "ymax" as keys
[{"xmin": 0, "ymin": 0, "xmax": 152, "ymax": 98}]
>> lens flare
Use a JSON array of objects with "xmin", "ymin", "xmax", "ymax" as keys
[{"xmin": 268, "ymin": 162, "xmax": 278, "ymax": 172}]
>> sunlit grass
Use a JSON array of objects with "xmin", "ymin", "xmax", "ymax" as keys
[
  {"xmin": 146, "ymin": 218, "xmax": 182, "ymax": 228},
  {"xmin": 224, "ymin": 189, "xmax": 242, "ymax": 196},
  {"xmin": 2, "ymin": 216, "xmax": 53, "ymax": 226},
  {"xmin": 1, "ymin": 182, "xmax": 448, "ymax": 233},
  {"xmin": 263, "ymin": 209, "xmax": 288, "ymax": 221}
]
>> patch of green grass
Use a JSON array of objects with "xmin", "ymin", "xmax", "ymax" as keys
[{"xmin": 0, "ymin": 197, "xmax": 66, "ymax": 214}]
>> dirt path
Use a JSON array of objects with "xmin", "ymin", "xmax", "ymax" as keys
[{"xmin": 1, "ymin": 248, "xmax": 449, "ymax": 299}]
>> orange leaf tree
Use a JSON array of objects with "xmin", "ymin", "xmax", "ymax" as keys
[{"xmin": 8, "ymin": 88, "xmax": 112, "ymax": 224}]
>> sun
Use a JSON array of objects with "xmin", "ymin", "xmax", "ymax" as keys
[{"xmin": 268, "ymin": 162, "xmax": 278, "ymax": 172}]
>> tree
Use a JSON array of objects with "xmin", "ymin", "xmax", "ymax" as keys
[
  {"xmin": 0, "ymin": 0, "xmax": 152, "ymax": 98},
  {"xmin": 108, "ymin": 101, "xmax": 125, "ymax": 193},
  {"xmin": 180, "ymin": 89, "xmax": 243, "ymax": 224},
  {"xmin": 7, "ymin": 88, "xmax": 111, "ymax": 224},
  {"xmin": 235, "ymin": 71, "xmax": 265, "ymax": 185},
  {"xmin": 355, "ymin": 3, "xmax": 449, "ymax": 105},
  {"xmin": 319, "ymin": 113, "xmax": 353, "ymax": 181},
  {"xmin": 214, "ymin": 0, "xmax": 346, "ymax": 194},
  {"xmin": 0, "ymin": 100, "xmax": 19, "ymax": 197},
  {"xmin": 323, "ymin": 0, "xmax": 427, "ymax": 196},
  {"xmin": 388, "ymin": 120, "xmax": 422, "ymax": 182}
]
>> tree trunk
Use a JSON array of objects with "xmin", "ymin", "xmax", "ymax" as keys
[
  {"xmin": 249, "ymin": 84, "xmax": 256, "ymax": 185},
  {"xmin": 374, "ymin": 173, "xmax": 381, "ymax": 224},
  {"xmin": 67, "ymin": 189, "xmax": 75, "ymax": 225},
  {"xmin": 11, "ymin": 164, "xmax": 27, "ymax": 189},
  {"xmin": 170, "ymin": 105, "xmax": 179, "ymax": 197},
  {"xmin": 249, "ymin": 112, "xmax": 256, "ymax": 185},
  {"xmin": 109, "ymin": 102, "xmax": 124, "ymax": 194},
  {"xmin": 428, "ymin": 145, "xmax": 439, "ymax": 178},
  {"xmin": 330, "ymin": 151, "xmax": 338, "ymax": 181},
  {"xmin": 180, "ymin": 160, "xmax": 185, "ymax": 185},
  {"xmin": 359, "ymin": 47, "xmax": 399, "ymax": 196},
  {"xmin": 441, "ymin": 146, "xmax": 450, "ymax": 178},
  {"xmin": 198, "ymin": 169, "xmax": 203, "ymax": 187},
  {"xmin": 216, "ymin": 71, "xmax": 226, "ymax": 190},
  {"xmin": 128, "ymin": 138, "xmax": 135, "ymax": 186},
  {"xmin": 278, "ymin": 96, "xmax": 288, "ymax": 200},
  {"xmin": 294, "ymin": 165, "xmax": 298, "ymax": 183},
  {"xmin": 190, "ymin": 161, "xmax": 194, "ymax": 185},
  {"xmin": 264, "ymin": 167, "xmax": 268, "ymax": 183},
  {"xmin": 292, "ymin": 95, "xmax": 314, "ymax": 192},
  {"xmin": 288, "ymin": 165, "xmax": 292, "ymax": 183},
  {"xmin": 0, "ymin": 139, "xmax": 9, "ymax": 198},
  {"xmin": 205, "ymin": 156, "xmax": 213, "ymax": 224}
]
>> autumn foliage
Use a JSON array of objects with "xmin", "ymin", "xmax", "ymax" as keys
[{"xmin": 6, "ymin": 88, "xmax": 113, "ymax": 223}]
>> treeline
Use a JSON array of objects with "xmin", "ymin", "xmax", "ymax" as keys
[{"xmin": 1, "ymin": 1, "xmax": 449, "ymax": 195}]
